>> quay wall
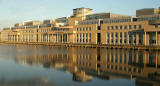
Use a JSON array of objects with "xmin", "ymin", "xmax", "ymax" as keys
[{"xmin": 1, "ymin": 41, "xmax": 160, "ymax": 50}]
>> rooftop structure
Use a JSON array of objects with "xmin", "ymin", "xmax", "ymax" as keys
[
  {"xmin": 56, "ymin": 17, "xmax": 68, "ymax": 23},
  {"xmin": 86, "ymin": 12, "xmax": 128, "ymax": 20},
  {"xmin": 73, "ymin": 7, "xmax": 93, "ymax": 17},
  {"xmin": 23, "ymin": 20, "xmax": 42, "ymax": 26},
  {"xmin": 43, "ymin": 20, "xmax": 55, "ymax": 25},
  {"xmin": 136, "ymin": 8, "xmax": 160, "ymax": 17}
]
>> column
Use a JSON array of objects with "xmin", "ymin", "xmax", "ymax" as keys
[
  {"xmin": 143, "ymin": 32, "xmax": 146, "ymax": 45},
  {"xmin": 73, "ymin": 33, "xmax": 75, "ymax": 43},
  {"xmin": 48, "ymin": 34, "xmax": 50, "ymax": 42},
  {"xmin": 84, "ymin": 33, "xmax": 86, "ymax": 43},
  {"xmin": 67, "ymin": 34, "xmax": 68, "ymax": 43},
  {"xmin": 42, "ymin": 34, "xmax": 43, "ymax": 42},
  {"xmin": 122, "ymin": 32, "xmax": 124, "ymax": 45},
  {"xmin": 62, "ymin": 33, "xmax": 63, "ymax": 43},
  {"xmin": 45, "ymin": 34, "xmax": 48, "ymax": 42},
  {"xmin": 113, "ymin": 32, "xmax": 115, "ymax": 45},
  {"xmin": 127, "ymin": 32, "xmax": 129, "ymax": 45},
  {"xmin": 57, "ymin": 34, "xmax": 58, "ymax": 43},
  {"xmin": 136, "ymin": 34, "xmax": 139, "ymax": 45},
  {"xmin": 28, "ymin": 34, "xmax": 29, "ymax": 42},
  {"xmin": 132, "ymin": 35, "xmax": 134, "ymax": 45},
  {"xmin": 17, "ymin": 35, "xmax": 19, "ymax": 42},
  {"xmin": 146, "ymin": 32, "xmax": 150, "ymax": 45},
  {"xmin": 118, "ymin": 33, "xmax": 120, "ymax": 45},
  {"xmin": 136, "ymin": 52, "xmax": 139, "ymax": 63},
  {"xmin": 14, "ymin": 35, "xmax": 15, "ymax": 42}
]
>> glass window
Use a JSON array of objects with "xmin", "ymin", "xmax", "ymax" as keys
[
  {"xmin": 120, "ymin": 25, "xmax": 122, "ymax": 29},
  {"xmin": 86, "ymin": 33, "xmax": 88, "ymax": 43},
  {"xmin": 155, "ymin": 25, "xmax": 158, "ymax": 28},
  {"xmin": 116, "ymin": 26, "xmax": 119, "ymax": 29},
  {"xmin": 111, "ymin": 26, "xmax": 114, "ymax": 30},
  {"xmin": 112, "ymin": 33, "xmax": 114, "ymax": 43},
  {"xmin": 129, "ymin": 25, "xmax": 132, "ymax": 29},
  {"xmin": 134, "ymin": 25, "xmax": 136, "ymax": 29},
  {"xmin": 107, "ymin": 26, "xmax": 110, "ymax": 30},
  {"xmin": 80, "ymin": 28, "xmax": 81, "ymax": 31},
  {"xmin": 116, "ymin": 32, "xmax": 118, "ymax": 43},
  {"xmin": 124, "ymin": 25, "xmax": 127, "ymax": 29},
  {"xmin": 83, "ymin": 28, "xmax": 85, "ymax": 31},
  {"xmin": 89, "ymin": 27, "xmax": 91, "ymax": 31},
  {"xmin": 116, "ymin": 32, "xmax": 118, "ymax": 37},
  {"xmin": 139, "ymin": 25, "xmax": 142, "ymax": 29},
  {"xmin": 80, "ymin": 33, "xmax": 81, "ymax": 42},
  {"xmin": 86, "ymin": 27, "xmax": 88, "ymax": 31},
  {"xmin": 89, "ymin": 33, "xmax": 91, "ymax": 42},
  {"xmin": 77, "ymin": 34, "xmax": 79, "ymax": 42},
  {"xmin": 107, "ymin": 33, "xmax": 110, "ymax": 43}
]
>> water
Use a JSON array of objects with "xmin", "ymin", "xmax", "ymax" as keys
[{"xmin": 0, "ymin": 44, "xmax": 159, "ymax": 86}]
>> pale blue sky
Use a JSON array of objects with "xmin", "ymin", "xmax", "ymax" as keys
[{"xmin": 0, "ymin": 0, "xmax": 159, "ymax": 28}]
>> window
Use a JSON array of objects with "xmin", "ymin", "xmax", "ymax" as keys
[
  {"xmin": 107, "ymin": 33, "xmax": 110, "ymax": 44},
  {"xmin": 77, "ymin": 34, "xmax": 79, "ymax": 42},
  {"xmin": 129, "ymin": 35, "xmax": 132, "ymax": 44},
  {"xmin": 83, "ymin": 28, "xmax": 85, "ymax": 31},
  {"xmin": 124, "ymin": 32, "xmax": 127, "ymax": 44},
  {"xmin": 120, "ymin": 32, "xmax": 122, "ymax": 43},
  {"xmin": 124, "ymin": 25, "xmax": 127, "ymax": 29},
  {"xmin": 83, "ymin": 33, "xmax": 85, "ymax": 42},
  {"xmin": 116, "ymin": 26, "xmax": 119, "ymax": 30},
  {"xmin": 79, "ymin": 28, "xmax": 81, "ymax": 31},
  {"xmin": 116, "ymin": 32, "xmax": 118, "ymax": 43},
  {"xmin": 80, "ymin": 33, "xmax": 81, "ymax": 42},
  {"xmin": 107, "ymin": 26, "xmax": 110, "ymax": 30},
  {"xmin": 112, "ymin": 33, "xmax": 114, "ymax": 43},
  {"xmin": 129, "ymin": 25, "xmax": 132, "ymax": 29},
  {"xmin": 111, "ymin": 26, "xmax": 114, "ymax": 30},
  {"xmin": 89, "ymin": 33, "xmax": 91, "ymax": 42},
  {"xmin": 139, "ymin": 25, "xmax": 142, "ymax": 29},
  {"xmin": 86, "ymin": 27, "xmax": 88, "ymax": 31},
  {"xmin": 97, "ymin": 26, "xmax": 101, "ymax": 30},
  {"xmin": 134, "ymin": 25, "xmax": 137, "ymax": 29},
  {"xmin": 120, "ymin": 25, "xmax": 122, "ymax": 29},
  {"xmin": 86, "ymin": 33, "xmax": 88, "ymax": 43},
  {"xmin": 111, "ymin": 54, "xmax": 113, "ymax": 62},
  {"xmin": 155, "ymin": 25, "xmax": 158, "ymax": 28}
]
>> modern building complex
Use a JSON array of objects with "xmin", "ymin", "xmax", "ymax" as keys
[{"xmin": 0, "ymin": 7, "xmax": 160, "ymax": 48}]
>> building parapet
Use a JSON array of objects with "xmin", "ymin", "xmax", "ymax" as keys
[
  {"xmin": 52, "ymin": 27, "xmax": 70, "ymax": 31},
  {"xmin": 137, "ymin": 14, "xmax": 160, "ymax": 21},
  {"xmin": 78, "ymin": 19, "xmax": 102, "ymax": 25},
  {"xmin": 136, "ymin": 8, "xmax": 160, "ymax": 17},
  {"xmin": 103, "ymin": 16, "xmax": 137, "ymax": 24},
  {"xmin": 86, "ymin": 12, "xmax": 128, "ymax": 20},
  {"xmin": 51, "ymin": 26, "xmax": 73, "ymax": 31}
]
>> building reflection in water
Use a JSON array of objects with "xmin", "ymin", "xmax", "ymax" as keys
[{"xmin": 13, "ymin": 48, "xmax": 160, "ymax": 86}]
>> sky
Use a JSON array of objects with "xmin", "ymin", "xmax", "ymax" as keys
[{"xmin": 0, "ymin": 0, "xmax": 159, "ymax": 28}]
